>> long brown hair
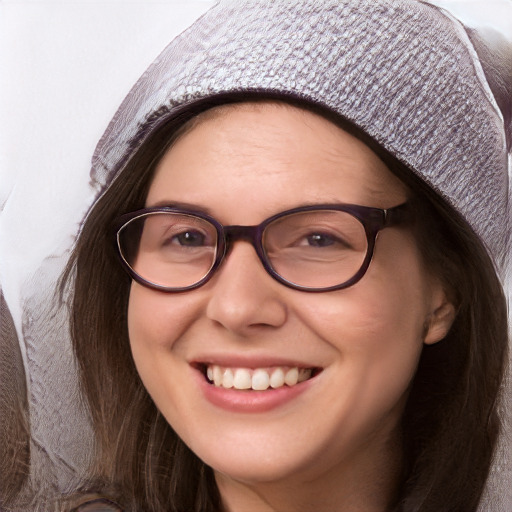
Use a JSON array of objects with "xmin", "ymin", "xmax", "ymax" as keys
[
  {"xmin": 62, "ymin": 96, "xmax": 509, "ymax": 511},
  {"xmin": 0, "ymin": 291, "xmax": 31, "ymax": 510}
]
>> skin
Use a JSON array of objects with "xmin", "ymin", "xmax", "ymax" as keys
[{"xmin": 127, "ymin": 102, "xmax": 455, "ymax": 512}]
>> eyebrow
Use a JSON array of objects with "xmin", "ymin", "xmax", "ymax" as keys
[
  {"xmin": 146, "ymin": 200, "xmax": 216, "ymax": 216},
  {"xmin": 146, "ymin": 198, "xmax": 389, "ymax": 218}
]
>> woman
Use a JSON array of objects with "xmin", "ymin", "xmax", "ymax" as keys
[{"xmin": 62, "ymin": 0, "xmax": 510, "ymax": 510}]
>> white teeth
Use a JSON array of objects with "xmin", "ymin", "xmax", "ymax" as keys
[
  {"xmin": 269, "ymin": 368, "xmax": 285, "ymax": 389},
  {"xmin": 213, "ymin": 366, "xmax": 223, "ymax": 387},
  {"xmin": 284, "ymin": 367, "xmax": 299, "ymax": 386},
  {"xmin": 252, "ymin": 369, "xmax": 270, "ymax": 391},
  {"xmin": 233, "ymin": 368, "xmax": 252, "ymax": 389},
  {"xmin": 222, "ymin": 368, "xmax": 234, "ymax": 389},
  {"xmin": 206, "ymin": 365, "xmax": 314, "ymax": 390}
]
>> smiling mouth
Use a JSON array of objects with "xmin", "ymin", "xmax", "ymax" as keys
[{"xmin": 200, "ymin": 364, "xmax": 321, "ymax": 391}]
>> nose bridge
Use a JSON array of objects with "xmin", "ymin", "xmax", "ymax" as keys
[
  {"xmin": 224, "ymin": 224, "xmax": 260, "ymax": 246},
  {"xmin": 206, "ymin": 224, "xmax": 287, "ymax": 332},
  {"xmin": 222, "ymin": 224, "xmax": 263, "ymax": 264}
]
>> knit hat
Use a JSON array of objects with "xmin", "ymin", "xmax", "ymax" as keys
[
  {"xmin": 92, "ymin": 0, "xmax": 510, "ymax": 270},
  {"xmin": 2, "ymin": 3, "xmax": 509, "ymax": 510}
]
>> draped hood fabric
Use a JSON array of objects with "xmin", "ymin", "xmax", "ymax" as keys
[
  {"xmin": 1, "ymin": 0, "xmax": 511, "ymax": 510},
  {"xmin": 92, "ymin": 0, "xmax": 510, "ymax": 269}
]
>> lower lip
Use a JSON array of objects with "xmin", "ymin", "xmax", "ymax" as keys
[{"xmin": 195, "ymin": 369, "xmax": 314, "ymax": 413}]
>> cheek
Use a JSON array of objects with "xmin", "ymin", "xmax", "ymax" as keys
[
  {"xmin": 126, "ymin": 283, "xmax": 208, "ymax": 430},
  {"xmin": 355, "ymin": 230, "xmax": 433, "ymax": 344},
  {"xmin": 127, "ymin": 282, "xmax": 203, "ymax": 367},
  {"xmin": 301, "ymin": 266, "xmax": 429, "ymax": 352},
  {"xmin": 303, "ymin": 286, "xmax": 426, "ymax": 394},
  {"xmin": 297, "ymin": 234, "xmax": 432, "ymax": 404}
]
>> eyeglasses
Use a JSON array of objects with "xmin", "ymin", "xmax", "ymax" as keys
[{"xmin": 114, "ymin": 203, "xmax": 409, "ymax": 293}]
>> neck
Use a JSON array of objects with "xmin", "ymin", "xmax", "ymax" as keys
[{"xmin": 215, "ymin": 429, "xmax": 403, "ymax": 512}]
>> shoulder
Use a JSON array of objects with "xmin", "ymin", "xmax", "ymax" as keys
[{"xmin": 70, "ymin": 497, "xmax": 124, "ymax": 512}]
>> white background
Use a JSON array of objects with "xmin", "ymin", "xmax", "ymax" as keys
[
  {"xmin": 0, "ymin": 1, "xmax": 214, "ymax": 325},
  {"xmin": 0, "ymin": 0, "xmax": 510, "ymax": 324},
  {"xmin": 0, "ymin": 0, "xmax": 510, "ymax": 503}
]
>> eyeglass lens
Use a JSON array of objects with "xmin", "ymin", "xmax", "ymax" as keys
[{"xmin": 118, "ymin": 210, "xmax": 369, "ymax": 290}]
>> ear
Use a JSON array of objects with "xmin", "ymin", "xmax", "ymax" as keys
[{"xmin": 423, "ymin": 290, "xmax": 457, "ymax": 345}]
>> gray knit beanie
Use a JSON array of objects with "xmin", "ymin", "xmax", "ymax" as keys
[{"xmin": 92, "ymin": 0, "xmax": 510, "ymax": 269}]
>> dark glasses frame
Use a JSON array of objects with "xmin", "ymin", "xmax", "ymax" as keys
[{"xmin": 114, "ymin": 202, "xmax": 409, "ymax": 293}]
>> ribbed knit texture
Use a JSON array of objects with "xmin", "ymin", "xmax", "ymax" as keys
[{"xmin": 92, "ymin": 0, "xmax": 509, "ymax": 269}]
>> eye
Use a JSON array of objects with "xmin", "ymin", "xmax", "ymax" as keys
[
  {"xmin": 304, "ymin": 233, "xmax": 338, "ymax": 247},
  {"xmin": 170, "ymin": 230, "xmax": 206, "ymax": 247},
  {"xmin": 297, "ymin": 232, "xmax": 349, "ymax": 249}
]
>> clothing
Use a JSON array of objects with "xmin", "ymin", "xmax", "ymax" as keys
[
  {"xmin": 71, "ymin": 498, "xmax": 123, "ymax": 512},
  {"xmin": 1, "ymin": 1, "xmax": 510, "ymax": 510},
  {"xmin": 89, "ymin": 4, "xmax": 511, "ymax": 505},
  {"xmin": 94, "ymin": 0, "xmax": 510, "ymax": 271}
]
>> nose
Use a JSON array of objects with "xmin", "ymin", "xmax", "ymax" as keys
[{"xmin": 205, "ymin": 241, "xmax": 287, "ymax": 335}]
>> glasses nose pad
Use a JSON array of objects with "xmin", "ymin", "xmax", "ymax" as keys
[
  {"xmin": 224, "ymin": 225, "xmax": 261, "ymax": 248},
  {"xmin": 221, "ymin": 224, "xmax": 266, "ymax": 266}
]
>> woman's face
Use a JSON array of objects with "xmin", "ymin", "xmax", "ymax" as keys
[{"xmin": 128, "ymin": 103, "xmax": 453, "ymax": 488}]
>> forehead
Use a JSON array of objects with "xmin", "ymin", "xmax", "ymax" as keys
[{"xmin": 146, "ymin": 102, "xmax": 408, "ymax": 218}]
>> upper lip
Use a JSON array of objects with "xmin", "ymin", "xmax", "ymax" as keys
[{"xmin": 189, "ymin": 353, "xmax": 321, "ymax": 370}]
